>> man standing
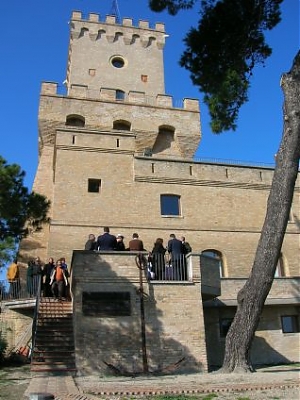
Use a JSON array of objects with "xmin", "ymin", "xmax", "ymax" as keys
[
  {"xmin": 97, "ymin": 227, "xmax": 117, "ymax": 250},
  {"xmin": 181, "ymin": 236, "xmax": 192, "ymax": 254},
  {"xmin": 128, "ymin": 233, "xmax": 144, "ymax": 251},
  {"xmin": 167, "ymin": 234, "xmax": 186, "ymax": 280}
]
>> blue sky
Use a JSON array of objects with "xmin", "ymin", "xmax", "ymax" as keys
[{"xmin": 0, "ymin": 0, "xmax": 299, "ymax": 190}]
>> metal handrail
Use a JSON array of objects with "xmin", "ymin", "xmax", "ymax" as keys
[
  {"xmin": 0, "ymin": 278, "xmax": 42, "ymax": 301},
  {"xmin": 30, "ymin": 275, "xmax": 42, "ymax": 362}
]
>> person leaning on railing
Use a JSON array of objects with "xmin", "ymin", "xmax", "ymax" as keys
[
  {"xmin": 6, "ymin": 259, "xmax": 21, "ymax": 299},
  {"xmin": 27, "ymin": 257, "xmax": 43, "ymax": 297}
]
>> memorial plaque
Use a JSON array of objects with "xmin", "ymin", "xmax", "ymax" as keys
[{"xmin": 82, "ymin": 291, "xmax": 131, "ymax": 317}]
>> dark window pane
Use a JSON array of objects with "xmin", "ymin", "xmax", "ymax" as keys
[
  {"xmin": 88, "ymin": 179, "xmax": 101, "ymax": 193},
  {"xmin": 220, "ymin": 318, "xmax": 233, "ymax": 337},
  {"xmin": 281, "ymin": 315, "xmax": 299, "ymax": 333},
  {"xmin": 116, "ymin": 90, "xmax": 125, "ymax": 100},
  {"xmin": 111, "ymin": 57, "xmax": 125, "ymax": 68},
  {"xmin": 161, "ymin": 195, "xmax": 180, "ymax": 216}
]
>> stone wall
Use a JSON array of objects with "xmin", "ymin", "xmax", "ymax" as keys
[
  {"xmin": 204, "ymin": 303, "xmax": 300, "ymax": 368},
  {"xmin": 0, "ymin": 307, "xmax": 33, "ymax": 354}
]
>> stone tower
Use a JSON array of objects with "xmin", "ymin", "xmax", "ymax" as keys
[
  {"xmin": 20, "ymin": 11, "xmax": 201, "ymax": 262},
  {"xmin": 12, "ymin": 9, "xmax": 300, "ymax": 372}
]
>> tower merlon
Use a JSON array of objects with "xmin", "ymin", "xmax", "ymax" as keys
[
  {"xmin": 70, "ymin": 11, "xmax": 165, "ymax": 33},
  {"xmin": 183, "ymin": 98, "xmax": 200, "ymax": 112},
  {"xmin": 41, "ymin": 82, "xmax": 58, "ymax": 95},
  {"xmin": 41, "ymin": 82, "xmax": 199, "ymax": 112}
]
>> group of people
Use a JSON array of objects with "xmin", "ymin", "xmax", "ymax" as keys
[
  {"xmin": 85, "ymin": 227, "xmax": 192, "ymax": 281},
  {"xmin": 84, "ymin": 228, "xmax": 145, "ymax": 252},
  {"xmin": 41, "ymin": 257, "xmax": 70, "ymax": 300},
  {"xmin": 6, "ymin": 256, "xmax": 70, "ymax": 301},
  {"xmin": 149, "ymin": 234, "xmax": 192, "ymax": 281}
]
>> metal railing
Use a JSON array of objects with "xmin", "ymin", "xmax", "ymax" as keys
[
  {"xmin": 31, "ymin": 276, "xmax": 42, "ymax": 362},
  {"xmin": 148, "ymin": 254, "xmax": 189, "ymax": 281},
  {"xmin": 0, "ymin": 276, "xmax": 42, "ymax": 301}
]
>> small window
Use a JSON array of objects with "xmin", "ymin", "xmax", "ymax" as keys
[
  {"xmin": 160, "ymin": 194, "xmax": 180, "ymax": 216},
  {"xmin": 116, "ymin": 90, "xmax": 125, "ymax": 100},
  {"xmin": 88, "ymin": 179, "xmax": 101, "ymax": 193},
  {"xmin": 89, "ymin": 69, "xmax": 96, "ymax": 76},
  {"xmin": 111, "ymin": 56, "xmax": 125, "ymax": 68},
  {"xmin": 220, "ymin": 318, "xmax": 233, "ymax": 338},
  {"xmin": 281, "ymin": 315, "xmax": 299, "ymax": 333},
  {"xmin": 141, "ymin": 75, "xmax": 148, "ymax": 82}
]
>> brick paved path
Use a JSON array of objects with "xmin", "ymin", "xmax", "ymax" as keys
[{"xmin": 24, "ymin": 366, "xmax": 300, "ymax": 400}]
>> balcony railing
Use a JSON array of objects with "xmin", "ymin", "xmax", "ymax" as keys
[
  {"xmin": 148, "ymin": 253, "xmax": 190, "ymax": 281},
  {"xmin": 0, "ymin": 277, "xmax": 42, "ymax": 302}
]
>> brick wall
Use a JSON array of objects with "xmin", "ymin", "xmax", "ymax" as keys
[{"xmin": 71, "ymin": 251, "xmax": 208, "ymax": 375}]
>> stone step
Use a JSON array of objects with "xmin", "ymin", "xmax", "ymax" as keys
[
  {"xmin": 32, "ymin": 350, "xmax": 75, "ymax": 356},
  {"xmin": 31, "ymin": 298, "xmax": 76, "ymax": 374},
  {"xmin": 30, "ymin": 366, "xmax": 77, "ymax": 373}
]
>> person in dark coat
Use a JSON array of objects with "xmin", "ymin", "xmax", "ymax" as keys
[
  {"xmin": 116, "ymin": 234, "xmax": 126, "ymax": 251},
  {"xmin": 181, "ymin": 236, "xmax": 192, "ymax": 254},
  {"xmin": 27, "ymin": 257, "xmax": 43, "ymax": 297},
  {"xmin": 150, "ymin": 238, "xmax": 166, "ymax": 280},
  {"xmin": 43, "ymin": 257, "xmax": 55, "ymax": 297},
  {"xmin": 85, "ymin": 234, "xmax": 97, "ymax": 250},
  {"xmin": 167, "ymin": 234, "xmax": 186, "ymax": 280},
  {"xmin": 97, "ymin": 227, "xmax": 117, "ymax": 250}
]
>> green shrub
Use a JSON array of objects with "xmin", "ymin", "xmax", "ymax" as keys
[{"xmin": 0, "ymin": 333, "xmax": 8, "ymax": 363}]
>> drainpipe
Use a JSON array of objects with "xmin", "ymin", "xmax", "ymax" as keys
[{"xmin": 136, "ymin": 253, "xmax": 149, "ymax": 374}]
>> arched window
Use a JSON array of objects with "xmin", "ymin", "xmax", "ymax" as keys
[
  {"xmin": 275, "ymin": 254, "xmax": 286, "ymax": 277},
  {"xmin": 113, "ymin": 120, "xmax": 131, "ymax": 131},
  {"xmin": 152, "ymin": 125, "xmax": 176, "ymax": 155},
  {"xmin": 79, "ymin": 28, "xmax": 89, "ymax": 38},
  {"xmin": 160, "ymin": 194, "xmax": 181, "ymax": 216},
  {"xmin": 201, "ymin": 249, "xmax": 224, "ymax": 278},
  {"xmin": 66, "ymin": 115, "xmax": 85, "ymax": 127}
]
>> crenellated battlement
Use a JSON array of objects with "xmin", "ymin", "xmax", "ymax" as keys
[
  {"xmin": 70, "ymin": 11, "xmax": 166, "ymax": 48},
  {"xmin": 40, "ymin": 82, "xmax": 199, "ymax": 112}
]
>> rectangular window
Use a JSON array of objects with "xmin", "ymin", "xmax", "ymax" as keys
[
  {"xmin": 82, "ymin": 292, "xmax": 131, "ymax": 317},
  {"xmin": 88, "ymin": 179, "xmax": 101, "ymax": 193},
  {"xmin": 220, "ymin": 318, "xmax": 233, "ymax": 337},
  {"xmin": 281, "ymin": 315, "xmax": 299, "ymax": 333},
  {"xmin": 160, "ymin": 194, "xmax": 180, "ymax": 216}
]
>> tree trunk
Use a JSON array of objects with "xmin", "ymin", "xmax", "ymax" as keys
[{"xmin": 220, "ymin": 50, "xmax": 300, "ymax": 373}]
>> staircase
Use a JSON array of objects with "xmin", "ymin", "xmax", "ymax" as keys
[{"xmin": 31, "ymin": 297, "xmax": 76, "ymax": 374}]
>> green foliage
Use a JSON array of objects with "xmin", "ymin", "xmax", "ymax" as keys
[
  {"xmin": 0, "ymin": 237, "xmax": 16, "ymax": 269},
  {"xmin": 149, "ymin": 0, "xmax": 283, "ymax": 132},
  {"xmin": 0, "ymin": 156, "xmax": 50, "ymax": 241},
  {"xmin": 149, "ymin": 0, "xmax": 196, "ymax": 15},
  {"xmin": 0, "ymin": 333, "xmax": 8, "ymax": 363}
]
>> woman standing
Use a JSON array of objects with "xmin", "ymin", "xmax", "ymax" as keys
[{"xmin": 151, "ymin": 238, "xmax": 166, "ymax": 280}]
